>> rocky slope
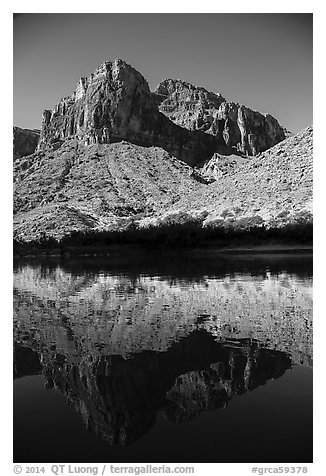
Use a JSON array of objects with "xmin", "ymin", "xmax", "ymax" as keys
[
  {"xmin": 156, "ymin": 125, "xmax": 313, "ymax": 229},
  {"xmin": 13, "ymin": 126, "xmax": 312, "ymax": 243},
  {"xmin": 13, "ymin": 141, "xmax": 203, "ymax": 241},
  {"xmin": 155, "ymin": 79, "xmax": 286, "ymax": 156},
  {"xmin": 13, "ymin": 126, "xmax": 40, "ymax": 160}
]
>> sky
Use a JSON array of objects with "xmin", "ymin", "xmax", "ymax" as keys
[{"xmin": 13, "ymin": 13, "xmax": 312, "ymax": 133}]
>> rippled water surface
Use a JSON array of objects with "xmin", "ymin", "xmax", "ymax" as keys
[{"xmin": 13, "ymin": 250, "xmax": 313, "ymax": 463}]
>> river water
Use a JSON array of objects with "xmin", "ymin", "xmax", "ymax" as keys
[{"xmin": 13, "ymin": 250, "xmax": 313, "ymax": 463}]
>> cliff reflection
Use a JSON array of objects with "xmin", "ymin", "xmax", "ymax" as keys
[
  {"xmin": 13, "ymin": 255, "xmax": 312, "ymax": 447},
  {"xmin": 14, "ymin": 332, "xmax": 292, "ymax": 446}
]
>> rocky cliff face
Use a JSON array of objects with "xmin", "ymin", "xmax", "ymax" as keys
[
  {"xmin": 154, "ymin": 79, "xmax": 226, "ymax": 132},
  {"xmin": 37, "ymin": 59, "xmax": 220, "ymax": 167},
  {"xmin": 13, "ymin": 126, "xmax": 40, "ymax": 160},
  {"xmin": 155, "ymin": 79, "xmax": 286, "ymax": 156},
  {"xmin": 36, "ymin": 59, "xmax": 286, "ymax": 163}
]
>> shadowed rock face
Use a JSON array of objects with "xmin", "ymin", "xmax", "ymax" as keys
[
  {"xmin": 155, "ymin": 79, "xmax": 286, "ymax": 156},
  {"xmin": 37, "ymin": 59, "xmax": 220, "ymax": 167},
  {"xmin": 14, "ymin": 332, "xmax": 292, "ymax": 446},
  {"xmin": 13, "ymin": 126, "xmax": 40, "ymax": 160}
]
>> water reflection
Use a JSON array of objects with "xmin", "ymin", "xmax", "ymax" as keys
[
  {"xmin": 13, "ymin": 252, "xmax": 313, "ymax": 458},
  {"xmin": 14, "ymin": 334, "xmax": 292, "ymax": 446}
]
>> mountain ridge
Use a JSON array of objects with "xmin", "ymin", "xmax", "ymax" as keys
[{"xmin": 35, "ymin": 59, "xmax": 286, "ymax": 159}]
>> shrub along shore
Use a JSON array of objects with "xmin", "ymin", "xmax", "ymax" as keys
[{"xmin": 13, "ymin": 216, "xmax": 312, "ymax": 257}]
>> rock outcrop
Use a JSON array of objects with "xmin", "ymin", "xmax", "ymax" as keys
[
  {"xmin": 198, "ymin": 152, "xmax": 246, "ymax": 181},
  {"xmin": 154, "ymin": 79, "xmax": 226, "ymax": 132},
  {"xmin": 155, "ymin": 79, "xmax": 286, "ymax": 156},
  {"xmin": 37, "ymin": 59, "xmax": 220, "ymax": 167},
  {"xmin": 13, "ymin": 126, "xmax": 40, "ymax": 160},
  {"xmin": 35, "ymin": 59, "xmax": 287, "ymax": 163}
]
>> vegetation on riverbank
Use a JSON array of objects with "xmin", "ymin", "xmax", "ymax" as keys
[{"xmin": 13, "ymin": 212, "xmax": 312, "ymax": 257}]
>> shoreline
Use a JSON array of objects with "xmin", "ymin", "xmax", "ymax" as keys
[
  {"xmin": 13, "ymin": 241, "xmax": 313, "ymax": 259},
  {"xmin": 209, "ymin": 244, "xmax": 313, "ymax": 254}
]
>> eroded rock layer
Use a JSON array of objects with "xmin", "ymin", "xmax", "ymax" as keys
[{"xmin": 155, "ymin": 79, "xmax": 286, "ymax": 156}]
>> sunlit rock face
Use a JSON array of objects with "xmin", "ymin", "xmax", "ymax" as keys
[
  {"xmin": 36, "ymin": 59, "xmax": 219, "ymax": 167},
  {"xmin": 36, "ymin": 59, "xmax": 286, "ymax": 164},
  {"xmin": 155, "ymin": 79, "xmax": 286, "ymax": 156},
  {"xmin": 154, "ymin": 79, "xmax": 226, "ymax": 133}
]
